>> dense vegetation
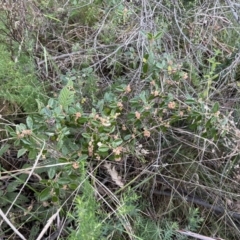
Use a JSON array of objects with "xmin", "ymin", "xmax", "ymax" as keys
[{"xmin": 1, "ymin": 0, "xmax": 240, "ymax": 239}]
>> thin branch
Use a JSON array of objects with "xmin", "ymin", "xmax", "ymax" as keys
[
  {"xmin": 36, "ymin": 208, "xmax": 61, "ymax": 240},
  {"xmin": 0, "ymin": 208, "xmax": 26, "ymax": 240},
  {"xmin": 176, "ymin": 229, "xmax": 225, "ymax": 240},
  {"xmin": 225, "ymin": 0, "xmax": 239, "ymax": 23}
]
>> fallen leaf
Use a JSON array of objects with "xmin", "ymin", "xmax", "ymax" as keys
[{"xmin": 104, "ymin": 163, "xmax": 124, "ymax": 188}]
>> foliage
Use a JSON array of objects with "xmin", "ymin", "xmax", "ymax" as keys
[
  {"xmin": 67, "ymin": 163, "xmax": 102, "ymax": 240},
  {"xmin": 3, "ymin": 49, "xmax": 236, "ymax": 238},
  {"xmin": 68, "ymin": 0, "xmax": 102, "ymax": 26},
  {"xmin": 1, "ymin": 0, "xmax": 240, "ymax": 239},
  {"xmin": 186, "ymin": 208, "xmax": 204, "ymax": 232},
  {"xmin": 0, "ymin": 45, "xmax": 47, "ymax": 113}
]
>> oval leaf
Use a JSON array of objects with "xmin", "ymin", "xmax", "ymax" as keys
[
  {"xmin": 212, "ymin": 102, "xmax": 219, "ymax": 113},
  {"xmin": 26, "ymin": 116, "xmax": 33, "ymax": 129},
  {"xmin": 48, "ymin": 167, "xmax": 56, "ymax": 179},
  {"xmin": 98, "ymin": 146, "xmax": 110, "ymax": 152},
  {"xmin": 78, "ymin": 154, "xmax": 88, "ymax": 161},
  {"xmin": 0, "ymin": 144, "xmax": 10, "ymax": 157},
  {"xmin": 39, "ymin": 187, "xmax": 51, "ymax": 201},
  {"xmin": 112, "ymin": 139, "xmax": 123, "ymax": 148},
  {"xmin": 82, "ymin": 133, "xmax": 91, "ymax": 139},
  {"xmin": 17, "ymin": 148, "xmax": 27, "ymax": 158}
]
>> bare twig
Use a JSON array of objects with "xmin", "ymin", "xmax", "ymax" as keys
[
  {"xmin": 0, "ymin": 208, "xmax": 26, "ymax": 240},
  {"xmin": 176, "ymin": 229, "xmax": 225, "ymax": 240},
  {"xmin": 36, "ymin": 208, "xmax": 61, "ymax": 240},
  {"xmin": 225, "ymin": 0, "xmax": 239, "ymax": 23}
]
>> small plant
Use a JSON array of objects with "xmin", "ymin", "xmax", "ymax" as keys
[
  {"xmin": 68, "ymin": 0, "xmax": 102, "ymax": 26},
  {"xmin": 186, "ymin": 208, "xmax": 204, "ymax": 232},
  {"xmin": 201, "ymin": 50, "xmax": 221, "ymax": 100},
  {"xmin": 68, "ymin": 162, "xmax": 102, "ymax": 240},
  {"xmin": 0, "ymin": 45, "xmax": 47, "ymax": 113}
]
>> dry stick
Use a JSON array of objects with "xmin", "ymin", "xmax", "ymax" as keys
[
  {"xmin": 153, "ymin": 189, "xmax": 240, "ymax": 221},
  {"xmin": 36, "ymin": 208, "xmax": 61, "ymax": 240},
  {"xmin": 225, "ymin": 0, "xmax": 239, "ymax": 23},
  {"xmin": 0, "ymin": 162, "xmax": 71, "ymax": 175},
  {"xmin": 0, "ymin": 208, "xmax": 26, "ymax": 240},
  {"xmin": 0, "ymin": 170, "xmax": 42, "ymax": 181},
  {"xmin": 176, "ymin": 229, "xmax": 225, "ymax": 240},
  {"xmin": 93, "ymin": 4, "xmax": 111, "ymax": 50},
  {"xmin": 37, "ymin": 44, "xmax": 120, "ymax": 66},
  {"xmin": 233, "ymin": 3, "xmax": 240, "ymax": 8}
]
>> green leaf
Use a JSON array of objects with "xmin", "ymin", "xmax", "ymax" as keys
[
  {"xmin": 143, "ymin": 63, "xmax": 148, "ymax": 73},
  {"xmin": 61, "ymin": 144, "xmax": 69, "ymax": 156},
  {"xmin": 82, "ymin": 133, "xmax": 91, "ymax": 139},
  {"xmin": 69, "ymin": 183, "xmax": 78, "ymax": 190},
  {"xmin": 36, "ymin": 99, "xmax": 44, "ymax": 111},
  {"xmin": 54, "ymin": 106, "xmax": 63, "ymax": 115},
  {"xmin": 156, "ymin": 60, "xmax": 166, "ymax": 69},
  {"xmin": 29, "ymin": 222, "xmax": 40, "ymax": 240},
  {"xmin": 7, "ymin": 181, "xmax": 20, "ymax": 192},
  {"xmin": 39, "ymin": 187, "xmax": 51, "ymax": 201},
  {"xmin": 58, "ymin": 178, "xmax": 71, "ymax": 184},
  {"xmin": 5, "ymin": 125, "xmax": 16, "ymax": 136},
  {"xmin": 26, "ymin": 116, "xmax": 33, "ymax": 129},
  {"xmin": 0, "ymin": 144, "xmax": 10, "ymax": 157},
  {"xmin": 5, "ymin": 192, "xmax": 29, "ymax": 205},
  {"xmin": 68, "ymin": 107, "xmax": 76, "ymax": 115},
  {"xmin": 48, "ymin": 98, "xmax": 55, "ymax": 108},
  {"xmin": 77, "ymin": 116, "xmax": 88, "ymax": 123},
  {"xmin": 40, "ymin": 107, "xmax": 52, "ymax": 117},
  {"xmin": 45, "ymin": 132, "xmax": 55, "ymax": 136},
  {"xmin": 57, "ymin": 139, "xmax": 64, "ymax": 149},
  {"xmin": 16, "ymin": 123, "xmax": 26, "ymax": 132},
  {"xmin": 139, "ymin": 91, "xmax": 147, "ymax": 103},
  {"xmin": 124, "ymin": 135, "xmax": 132, "ymax": 140},
  {"xmin": 51, "ymin": 195, "xmax": 59, "ymax": 202},
  {"xmin": 14, "ymin": 139, "xmax": 20, "ymax": 146},
  {"xmin": 17, "ymin": 148, "xmax": 27, "ymax": 158},
  {"xmin": 78, "ymin": 154, "xmax": 88, "ymax": 161},
  {"xmin": 129, "ymin": 96, "xmax": 140, "ymax": 103},
  {"xmin": 212, "ymin": 102, "xmax": 219, "ymax": 113},
  {"xmin": 58, "ymin": 158, "xmax": 69, "ymax": 163},
  {"xmin": 98, "ymin": 146, "xmax": 109, "ymax": 152},
  {"xmin": 147, "ymin": 32, "xmax": 153, "ymax": 40},
  {"xmin": 48, "ymin": 167, "xmax": 56, "ymax": 179},
  {"xmin": 58, "ymin": 80, "xmax": 75, "ymax": 110},
  {"xmin": 155, "ymin": 31, "xmax": 163, "ymax": 39},
  {"xmin": 43, "ymin": 14, "xmax": 61, "ymax": 22},
  {"xmin": 112, "ymin": 139, "xmax": 123, "ymax": 148}
]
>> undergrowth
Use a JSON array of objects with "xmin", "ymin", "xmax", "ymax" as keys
[
  {"xmin": 0, "ymin": 45, "xmax": 47, "ymax": 114},
  {"xmin": 1, "ymin": 0, "xmax": 240, "ymax": 240}
]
